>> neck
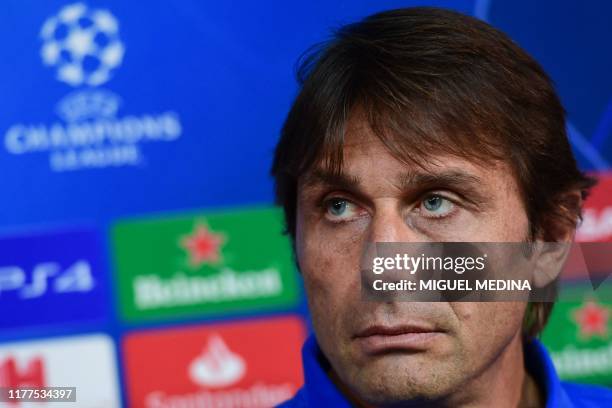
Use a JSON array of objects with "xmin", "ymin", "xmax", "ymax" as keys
[{"xmin": 332, "ymin": 333, "xmax": 544, "ymax": 408}]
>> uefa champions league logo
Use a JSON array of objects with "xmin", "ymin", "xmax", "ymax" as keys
[
  {"xmin": 2, "ymin": 2, "xmax": 182, "ymax": 172},
  {"xmin": 40, "ymin": 2, "xmax": 125, "ymax": 87}
]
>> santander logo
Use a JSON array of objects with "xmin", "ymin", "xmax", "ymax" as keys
[
  {"xmin": 124, "ymin": 317, "xmax": 305, "ymax": 408},
  {"xmin": 576, "ymin": 173, "xmax": 612, "ymax": 242},
  {"xmin": 577, "ymin": 207, "xmax": 612, "ymax": 242},
  {"xmin": 188, "ymin": 334, "xmax": 246, "ymax": 388},
  {"xmin": 576, "ymin": 172, "xmax": 612, "ymax": 242}
]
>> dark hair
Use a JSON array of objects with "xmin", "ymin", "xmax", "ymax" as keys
[{"xmin": 271, "ymin": 7, "xmax": 595, "ymax": 337}]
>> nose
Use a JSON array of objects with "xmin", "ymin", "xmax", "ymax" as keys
[{"xmin": 368, "ymin": 204, "xmax": 421, "ymax": 243}]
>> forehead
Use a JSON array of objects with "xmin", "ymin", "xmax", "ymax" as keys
[{"xmin": 301, "ymin": 112, "xmax": 514, "ymax": 192}]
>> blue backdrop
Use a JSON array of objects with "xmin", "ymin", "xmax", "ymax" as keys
[
  {"xmin": 0, "ymin": 1, "xmax": 610, "ymax": 406},
  {"xmin": 0, "ymin": 0, "xmax": 610, "ymax": 229}
]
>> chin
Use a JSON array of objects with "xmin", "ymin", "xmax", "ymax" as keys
[
  {"xmin": 338, "ymin": 354, "xmax": 459, "ymax": 405},
  {"xmin": 349, "ymin": 376, "xmax": 449, "ymax": 407}
]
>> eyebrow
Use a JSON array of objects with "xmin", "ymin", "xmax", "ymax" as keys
[
  {"xmin": 397, "ymin": 171, "xmax": 483, "ymax": 192},
  {"xmin": 303, "ymin": 168, "xmax": 482, "ymax": 189},
  {"xmin": 301, "ymin": 169, "xmax": 363, "ymax": 191},
  {"xmin": 301, "ymin": 168, "xmax": 487, "ymax": 205}
]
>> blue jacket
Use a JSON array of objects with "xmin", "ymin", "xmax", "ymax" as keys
[{"xmin": 279, "ymin": 336, "xmax": 612, "ymax": 407}]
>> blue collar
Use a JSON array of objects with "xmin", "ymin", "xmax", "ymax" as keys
[{"xmin": 296, "ymin": 335, "xmax": 574, "ymax": 407}]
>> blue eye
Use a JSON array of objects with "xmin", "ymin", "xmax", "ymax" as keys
[
  {"xmin": 329, "ymin": 199, "xmax": 348, "ymax": 216},
  {"xmin": 421, "ymin": 195, "xmax": 454, "ymax": 217},
  {"xmin": 324, "ymin": 198, "xmax": 361, "ymax": 221},
  {"xmin": 424, "ymin": 196, "xmax": 442, "ymax": 211}
]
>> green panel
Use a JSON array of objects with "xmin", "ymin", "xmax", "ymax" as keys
[
  {"xmin": 541, "ymin": 283, "xmax": 612, "ymax": 385},
  {"xmin": 111, "ymin": 207, "xmax": 299, "ymax": 322}
]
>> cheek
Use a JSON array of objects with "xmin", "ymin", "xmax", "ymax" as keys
[
  {"xmin": 297, "ymin": 226, "xmax": 363, "ymax": 301},
  {"xmin": 454, "ymin": 196, "xmax": 529, "ymax": 242},
  {"xmin": 451, "ymin": 302, "xmax": 526, "ymax": 349},
  {"xmin": 296, "ymin": 211, "xmax": 364, "ymax": 330},
  {"xmin": 296, "ymin": 205, "xmax": 365, "ymax": 290},
  {"xmin": 489, "ymin": 178, "xmax": 530, "ymax": 241}
]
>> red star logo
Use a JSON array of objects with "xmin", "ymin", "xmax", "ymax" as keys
[
  {"xmin": 180, "ymin": 222, "xmax": 226, "ymax": 267},
  {"xmin": 572, "ymin": 299, "xmax": 610, "ymax": 340}
]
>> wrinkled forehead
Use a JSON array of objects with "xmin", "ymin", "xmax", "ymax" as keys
[{"xmin": 300, "ymin": 109, "xmax": 507, "ymax": 188}]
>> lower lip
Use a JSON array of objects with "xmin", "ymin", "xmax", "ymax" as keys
[{"xmin": 356, "ymin": 332, "xmax": 443, "ymax": 354}]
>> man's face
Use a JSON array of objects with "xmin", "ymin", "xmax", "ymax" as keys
[{"xmin": 295, "ymin": 115, "xmax": 531, "ymax": 405}]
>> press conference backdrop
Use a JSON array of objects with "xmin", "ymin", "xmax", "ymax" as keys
[{"xmin": 0, "ymin": 1, "xmax": 610, "ymax": 406}]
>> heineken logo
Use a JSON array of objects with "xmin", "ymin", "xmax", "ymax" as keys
[
  {"xmin": 112, "ymin": 207, "xmax": 299, "ymax": 322},
  {"xmin": 553, "ymin": 343, "xmax": 612, "ymax": 378},
  {"xmin": 573, "ymin": 299, "xmax": 610, "ymax": 340},
  {"xmin": 180, "ymin": 221, "xmax": 226, "ymax": 267},
  {"xmin": 542, "ymin": 287, "xmax": 612, "ymax": 385}
]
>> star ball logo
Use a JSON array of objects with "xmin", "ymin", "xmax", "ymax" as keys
[
  {"xmin": 2, "ymin": 2, "xmax": 183, "ymax": 172},
  {"xmin": 112, "ymin": 207, "xmax": 299, "ymax": 321},
  {"xmin": 40, "ymin": 3, "xmax": 124, "ymax": 87}
]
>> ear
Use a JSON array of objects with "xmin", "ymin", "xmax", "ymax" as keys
[
  {"xmin": 531, "ymin": 241, "xmax": 571, "ymax": 288},
  {"xmin": 531, "ymin": 190, "xmax": 583, "ymax": 288}
]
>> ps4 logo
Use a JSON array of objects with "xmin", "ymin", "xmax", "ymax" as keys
[{"xmin": 0, "ymin": 260, "xmax": 94, "ymax": 299}]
